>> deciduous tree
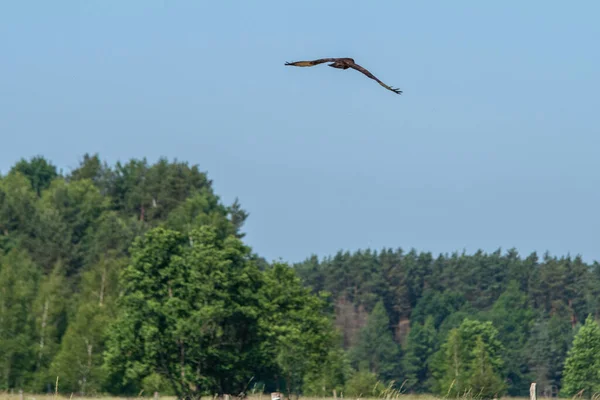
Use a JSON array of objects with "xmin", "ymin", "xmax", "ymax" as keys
[{"xmin": 561, "ymin": 315, "xmax": 600, "ymax": 398}]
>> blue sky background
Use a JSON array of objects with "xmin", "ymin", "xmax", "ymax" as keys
[{"xmin": 1, "ymin": 1, "xmax": 599, "ymax": 263}]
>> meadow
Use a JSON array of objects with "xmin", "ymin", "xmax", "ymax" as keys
[{"xmin": 0, "ymin": 395, "xmax": 533, "ymax": 400}]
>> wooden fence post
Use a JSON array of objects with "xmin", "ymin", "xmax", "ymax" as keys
[
  {"xmin": 530, "ymin": 382, "xmax": 537, "ymax": 400},
  {"xmin": 271, "ymin": 392, "xmax": 282, "ymax": 400}
]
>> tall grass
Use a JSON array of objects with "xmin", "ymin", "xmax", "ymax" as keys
[
  {"xmin": 0, "ymin": 394, "xmax": 533, "ymax": 400},
  {"xmin": 0, "ymin": 378, "xmax": 532, "ymax": 400}
]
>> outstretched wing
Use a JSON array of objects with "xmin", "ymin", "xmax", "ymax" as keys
[
  {"xmin": 348, "ymin": 63, "xmax": 402, "ymax": 94},
  {"xmin": 285, "ymin": 58, "xmax": 338, "ymax": 67}
]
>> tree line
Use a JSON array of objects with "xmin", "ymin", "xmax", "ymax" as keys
[
  {"xmin": 1, "ymin": 154, "xmax": 600, "ymax": 399},
  {"xmin": 294, "ymin": 246, "xmax": 600, "ymax": 397}
]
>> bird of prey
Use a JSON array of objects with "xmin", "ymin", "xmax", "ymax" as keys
[{"xmin": 284, "ymin": 57, "xmax": 402, "ymax": 95}]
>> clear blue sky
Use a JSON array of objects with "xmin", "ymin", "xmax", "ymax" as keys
[{"xmin": 1, "ymin": 1, "xmax": 599, "ymax": 264}]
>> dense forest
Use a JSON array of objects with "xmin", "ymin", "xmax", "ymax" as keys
[{"xmin": 1, "ymin": 154, "xmax": 600, "ymax": 399}]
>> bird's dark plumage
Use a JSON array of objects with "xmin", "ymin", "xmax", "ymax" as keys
[{"xmin": 285, "ymin": 57, "xmax": 402, "ymax": 94}]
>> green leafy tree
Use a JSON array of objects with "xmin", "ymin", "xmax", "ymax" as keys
[
  {"xmin": 302, "ymin": 345, "xmax": 351, "ymax": 396},
  {"xmin": 50, "ymin": 254, "xmax": 124, "ymax": 394},
  {"xmin": 67, "ymin": 153, "xmax": 113, "ymax": 195},
  {"xmin": 104, "ymin": 226, "xmax": 265, "ymax": 399},
  {"xmin": 26, "ymin": 178, "xmax": 108, "ymax": 274},
  {"xmin": 436, "ymin": 306, "xmax": 480, "ymax": 340},
  {"xmin": 0, "ymin": 173, "xmax": 37, "ymax": 232},
  {"xmin": 343, "ymin": 370, "xmax": 379, "ymax": 397},
  {"xmin": 0, "ymin": 248, "xmax": 40, "ymax": 389},
  {"xmin": 431, "ymin": 319, "xmax": 505, "ymax": 398},
  {"xmin": 30, "ymin": 262, "xmax": 69, "ymax": 391},
  {"xmin": 109, "ymin": 157, "xmax": 215, "ymax": 224},
  {"xmin": 259, "ymin": 262, "xmax": 343, "ymax": 396},
  {"xmin": 85, "ymin": 211, "xmax": 137, "ymax": 263},
  {"xmin": 0, "ymin": 173, "xmax": 38, "ymax": 252},
  {"xmin": 561, "ymin": 315, "xmax": 600, "ymax": 397},
  {"xmin": 10, "ymin": 156, "xmax": 58, "ymax": 196},
  {"xmin": 109, "ymin": 158, "xmax": 151, "ymax": 221},
  {"xmin": 467, "ymin": 336, "xmax": 505, "ymax": 398},
  {"xmin": 164, "ymin": 192, "xmax": 237, "ymax": 240},
  {"xmin": 5, "ymin": 153, "xmax": 600, "ymax": 397}
]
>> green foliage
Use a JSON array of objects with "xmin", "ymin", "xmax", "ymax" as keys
[
  {"xmin": 30, "ymin": 262, "xmax": 68, "ymax": 391},
  {"xmin": 561, "ymin": 315, "xmax": 600, "ymax": 398},
  {"xmin": 295, "ymin": 246, "xmax": 600, "ymax": 396},
  {"xmin": 0, "ymin": 172, "xmax": 38, "ymax": 242},
  {"xmin": 0, "ymin": 156, "xmax": 248, "ymax": 394},
  {"xmin": 411, "ymin": 289, "xmax": 466, "ymax": 329},
  {"xmin": 343, "ymin": 370, "xmax": 379, "ymax": 397},
  {"xmin": 1, "ymin": 154, "xmax": 600, "ymax": 398},
  {"xmin": 141, "ymin": 372, "xmax": 175, "ymax": 396},
  {"xmin": 0, "ymin": 249, "xmax": 40, "ymax": 389},
  {"xmin": 527, "ymin": 313, "xmax": 574, "ymax": 394},
  {"xmin": 163, "ymin": 192, "xmax": 237, "ymax": 240},
  {"xmin": 50, "ymin": 254, "xmax": 123, "ymax": 394},
  {"xmin": 108, "ymin": 157, "xmax": 218, "ymax": 225},
  {"xmin": 403, "ymin": 316, "xmax": 437, "ymax": 392},
  {"xmin": 67, "ymin": 153, "xmax": 112, "ymax": 193},
  {"xmin": 260, "ymin": 262, "xmax": 345, "ymax": 396},
  {"xmin": 35, "ymin": 178, "xmax": 108, "ymax": 272},
  {"xmin": 302, "ymin": 345, "xmax": 352, "ymax": 396},
  {"xmin": 104, "ymin": 226, "xmax": 265, "ymax": 399},
  {"xmin": 10, "ymin": 155, "xmax": 58, "ymax": 196},
  {"xmin": 467, "ymin": 336, "xmax": 505, "ymax": 398},
  {"xmin": 349, "ymin": 300, "xmax": 401, "ymax": 383},
  {"xmin": 431, "ymin": 319, "xmax": 505, "ymax": 399},
  {"xmin": 484, "ymin": 280, "xmax": 535, "ymax": 395}
]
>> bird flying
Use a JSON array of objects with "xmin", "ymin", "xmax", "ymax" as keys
[{"xmin": 284, "ymin": 57, "xmax": 402, "ymax": 95}]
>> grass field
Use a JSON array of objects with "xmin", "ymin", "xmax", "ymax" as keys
[{"xmin": 0, "ymin": 394, "xmax": 533, "ymax": 400}]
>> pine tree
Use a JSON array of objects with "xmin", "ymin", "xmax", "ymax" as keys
[
  {"xmin": 402, "ymin": 316, "xmax": 437, "ymax": 392},
  {"xmin": 349, "ymin": 300, "xmax": 401, "ymax": 383},
  {"xmin": 486, "ymin": 280, "xmax": 535, "ymax": 396},
  {"xmin": 527, "ymin": 312, "xmax": 574, "ymax": 393}
]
